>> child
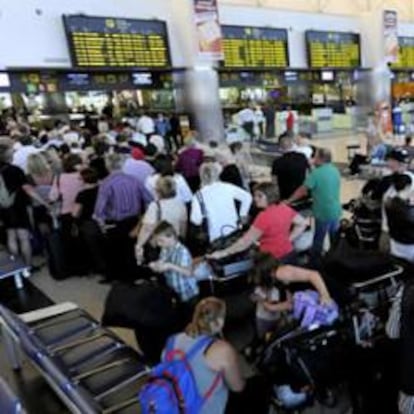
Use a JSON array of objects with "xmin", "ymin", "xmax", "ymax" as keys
[{"xmin": 149, "ymin": 221, "xmax": 200, "ymax": 318}]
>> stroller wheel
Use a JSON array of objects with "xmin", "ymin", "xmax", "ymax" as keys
[{"xmin": 316, "ymin": 387, "xmax": 338, "ymax": 408}]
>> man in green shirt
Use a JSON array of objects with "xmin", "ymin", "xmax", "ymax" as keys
[{"xmin": 287, "ymin": 147, "xmax": 342, "ymax": 257}]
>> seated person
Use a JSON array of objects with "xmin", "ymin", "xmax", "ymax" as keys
[
  {"xmin": 349, "ymin": 136, "xmax": 388, "ymax": 175},
  {"xmin": 163, "ymin": 297, "xmax": 245, "ymax": 414},
  {"xmin": 149, "ymin": 221, "xmax": 199, "ymax": 318},
  {"xmin": 208, "ymin": 182, "xmax": 308, "ymax": 264}
]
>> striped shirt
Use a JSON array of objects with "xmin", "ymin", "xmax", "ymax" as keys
[
  {"xmin": 94, "ymin": 172, "xmax": 153, "ymax": 222},
  {"xmin": 386, "ymin": 287, "xmax": 414, "ymax": 414}
]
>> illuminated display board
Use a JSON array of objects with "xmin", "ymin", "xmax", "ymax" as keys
[
  {"xmin": 63, "ymin": 15, "xmax": 171, "ymax": 68},
  {"xmin": 392, "ymin": 37, "xmax": 414, "ymax": 68},
  {"xmin": 306, "ymin": 30, "xmax": 361, "ymax": 68},
  {"xmin": 221, "ymin": 25, "xmax": 289, "ymax": 68}
]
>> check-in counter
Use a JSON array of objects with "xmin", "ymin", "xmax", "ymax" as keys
[{"xmin": 312, "ymin": 107, "xmax": 333, "ymax": 133}]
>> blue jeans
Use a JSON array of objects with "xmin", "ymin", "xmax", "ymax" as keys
[{"xmin": 312, "ymin": 219, "xmax": 340, "ymax": 257}]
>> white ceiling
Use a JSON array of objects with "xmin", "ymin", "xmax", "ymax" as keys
[{"xmin": 218, "ymin": 0, "xmax": 414, "ymax": 21}]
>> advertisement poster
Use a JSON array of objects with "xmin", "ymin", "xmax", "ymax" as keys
[
  {"xmin": 383, "ymin": 10, "xmax": 399, "ymax": 64},
  {"xmin": 193, "ymin": 0, "xmax": 224, "ymax": 60}
]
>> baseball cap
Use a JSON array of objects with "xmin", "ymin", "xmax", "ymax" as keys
[
  {"xmin": 387, "ymin": 148, "xmax": 409, "ymax": 163},
  {"xmin": 131, "ymin": 147, "xmax": 145, "ymax": 160}
]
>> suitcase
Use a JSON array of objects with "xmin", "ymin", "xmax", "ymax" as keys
[{"xmin": 45, "ymin": 227, "xmax": 68, "ymax": 280}]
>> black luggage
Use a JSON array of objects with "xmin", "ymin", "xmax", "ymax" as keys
[
  {"xmin": 46, "ymin": 225, "xmax": 68, "ymax": 280},
  {"xmin": 324, "ymin": 234, "xmax": 394, "ymax": 284}
]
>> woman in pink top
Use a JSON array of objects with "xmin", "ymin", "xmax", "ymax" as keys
[
  {"xmin": 209, "ymin": 182, "xmax": 308, "ymax": 264},
  {"xmin": 49, "ymin": 153, "xmax": 86, "ymax": 276},
  {"xmin": 49, "ymin": 154, "xmax": 84, "ymax": 216}
]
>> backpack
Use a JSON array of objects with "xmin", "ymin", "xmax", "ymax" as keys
[
  {"xmin": 0, "ymin": 169, "xmax": 15, "ymax": 209},
  {"xmin": 139, "ymin": 335, "xmax": 222, "ymax": 414}
]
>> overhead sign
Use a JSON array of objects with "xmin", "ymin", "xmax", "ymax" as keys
[
  {"xmin": 392, "ymin": 37, "xmax": 414, "ymax": 68},
  {"xmin": 306, "ymin": 30, "xmax": 361, "ymax": 68},
  {"xmin": 383, "ymin": 10, "xmax": 399, "ymax": 64},
  {"xmin": 63, "ymin": 15, "xmax": 171, "ymax": 68},
  {"xmin": 193, "ymin": 0, "xmax": 224, "ymax": 60},
  {"xmin": 221, "ymin": 25, "xmax": 289, "ymax": 68}
]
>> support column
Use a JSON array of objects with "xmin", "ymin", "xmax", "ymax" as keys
[
  {"xmin": 359, "ymin": 9, "xmax": 394, "ymax": 128},
  {"xmin": 171, "ymin": 0, "xmax": 224, "ymax": 142}
]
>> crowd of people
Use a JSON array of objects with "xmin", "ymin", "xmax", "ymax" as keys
[{"xmin": 1, "ymin": 106, "xmax": 414, "ymax": 413}]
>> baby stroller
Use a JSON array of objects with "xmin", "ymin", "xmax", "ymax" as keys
[{"xmin": 342, "ymin": 178, "xmax": 384, "ymax": 250}]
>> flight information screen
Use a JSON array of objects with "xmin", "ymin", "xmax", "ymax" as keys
[
  {"xmin": 63, "ymin": 15, "xmax": 171, "ymax": 68},
  {"xmin": 392, "ymin": 37, "xmax": 414, "ymax": 68},
  {"xmin": 306, "ymin": 30, "xmax": 361, "ymax": 68},
  {"xmin": 221, "ymin": 25, "xmax": 289, "ymax": 68}
]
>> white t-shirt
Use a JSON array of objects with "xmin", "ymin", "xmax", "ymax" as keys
[
  {"xmin": 237, "ymin": 108, "xmax": 255, "ymax": 124},
  {"xmin": 137, "ymin": 116, "xmax": 155, "ymax": 135},
  {"xmin": 149, "ymin": 135, "xmax": 166, "ymax": 154},
  {"xmin": 190, "ymin": 181, "xmax": 252, "ymax": 242},
  {"xmin": 145, "ymin": 173, "xmax": 193, "ymax": 204},
  {"xmin": 12, "ymin": 145, "xmax": 39, "ymax": 173},
  {"xmin": 143, "ymin": 198, "xmax": 187, "ymax": 238},
  {"xmin": 295, "ymin": 145, "xmax": 313, "ymax": 160}
]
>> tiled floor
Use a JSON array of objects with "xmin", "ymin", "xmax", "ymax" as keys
[{"xmin": 0, "ymin": 132, "xmax": 369, "ymax": 413}]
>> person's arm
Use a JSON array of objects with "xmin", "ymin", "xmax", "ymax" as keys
[
  {"xmin": 208, "ymin": 226, "xmax": 262, "ymax": 260},
  {"xmin": 276, "ymin": 265, "xmax": 332, "ymax": 304},
  {"xmin": 289, "ymin": 213, "xmax": 309, "ymax": 242},
  {"xmin": 23, "ymin": 184, "xmax": 50, "ymax": 209},
  {"xmin": 286, "ymin": 185, "xmax": 309, "ymax": 205},
  {"xmin": 230, "ymin": 185, "xmax": 253, "ymax": 219},
  {"xmin": 150, "ymin": 247, "xmax": 194, "ymax": 277},
  {"xmin": 138, "ymin": 180, "xmax": 153, "ymax": 210},
  {"xmin": 48, "ymin": 177, "xmax": 59, "ymax": 202},
  {"xmin": 178, "ymin": 175, "xmax": 193, "ymax": 204},
  {"xmin": 93, "ymin": 184, "xmax": 109, "ymax": 224},
  {"xmin": 190, "ymin": 195, "xmax": 202, "ymax": 226},
  {"xmin": 263, "ymin": 300, "xmax": 293, "ymax": 313},
  {"xmin": 136, "ymin": 204, "xmax": 157, "ymax": 248},
  {"xmin": 72, "ymin": 202, "xmax": 83, "ymax": 219},
  {"xmin": 214, "ymin": 341, "xmax": 245, "ymax": 392}
]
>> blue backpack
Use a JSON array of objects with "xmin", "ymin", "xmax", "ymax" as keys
[{"xmin": 139, "ymin": 335, "xmax": 222, "ymax": 414}]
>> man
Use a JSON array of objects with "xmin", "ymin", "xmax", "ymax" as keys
[
  {"xmin": 237, "ymin": 104, "xmax": 256, "ymax": 141},
  {"xmin": 263, "ymin": 104, "xmax": 276, "ymax": 139},
  {"xmin": 287, "ymin": 148, "xmax": 341, "ymax": 257},
  {"xmin": 12, "ymin": 135, "xmax": 39, "ymax": 173},
  {"xmin": 380, "ymin": 148, "xmax": 414, "ymax": 253},
  {"xmin": 272, "ymin": 136, "xmax": 309, "ymax": 200},
  {"xmin": 137, "ymin": 111, "xmax": 155, "ymax": 141},
  {"xmin": 122, "ymin": 147, "xmax": 155, "ymax": 185},
  {"xmin": 402, "ymin": 136, "xmax": 414, "ymax": 161},
  {"xmin": 94, "ymin": 153, "xmax": 153, "ymax": 282}
]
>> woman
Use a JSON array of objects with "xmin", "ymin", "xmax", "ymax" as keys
[
  {"xmin": 49, "ymin": 154, "xmax": 86, "ymax": 275},
  {"xmin": 72, "ymin": 167, "xmax": 105, "ymax": 275},
  {"xmin": 0, "ymin": 138, "xmax": 50, "ymax": 267},
  {"xmin": 209, "ymin": 182, "xmax": 308, "ymax": 264},
  {"xmin": 162, "ymin": 297, "xmax": 245, "ymax": 414},
  {"xmin": 135, "ymin": 176, "xmax": 187, "ymax": 264},
  {"xmin": 251, "ymin": 253, "xmax": 333, "ymax": 338},
  {"xmin": 145, "ymin": 154, "xmax": 193, "ymax": 204},
  {"xmin": 27, "ymin": 152, "xmax": 54, "ymax": 243}
]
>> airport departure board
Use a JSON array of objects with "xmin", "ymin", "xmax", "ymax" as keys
[
  {"xmin": 221, "ymin": 25, "xmax": 289, "ymax": 68},
  {"xmin": 63, "ymin": 15, "xmax": 171, "ymax": 68},
  {"xmin": 306, "ymin": 31, "xmax": 361, "ymax": 68},
  {"xmin": 392, "ymin": 37, "xmax": 414, "ymax": 68}
]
